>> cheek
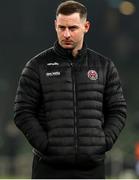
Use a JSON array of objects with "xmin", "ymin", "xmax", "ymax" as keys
[
  {"xmin": 56, "ymin": 31, "xmax": 63, "ymax": 38},
  {"xmin": 73, "ymin": 31, "xmax": 84, "ymax": 39}
]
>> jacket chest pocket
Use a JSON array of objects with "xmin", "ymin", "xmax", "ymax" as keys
[
  {"xmin": 75, "ymin": 67, "xmax": 105, "ymax": 95},
  {"xmin": 75, "ymin": 68, "xmax": 100, "ymax": 84},
  {"xmin": 41, "ymin": 65, "xmax": 72, "ymax": 92}
]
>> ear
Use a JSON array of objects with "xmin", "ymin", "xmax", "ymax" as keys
[
  {"xmin": 84, "ymin": 21, "xmax": 90, "ymax": 33},
  {"xmin": 54, "ymin": 20, "xmax": 57, "ymax": 31}
]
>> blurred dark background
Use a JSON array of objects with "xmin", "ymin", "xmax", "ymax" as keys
[{"xmin": 0, "ymin": 0, "xmax": 139, "ymax": 178}]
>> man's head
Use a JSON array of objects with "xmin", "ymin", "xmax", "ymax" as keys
[
  {"xmin": 56, "ymin": 0, "xmax": 87, "ymax": 21},
  {"xmin": 55, "ymin": 1, "xmax": 90, "ymax": 56}
]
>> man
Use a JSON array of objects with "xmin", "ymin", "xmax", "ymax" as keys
[{"xmin": 14, "ymin": 1, "xmax": 127, "ymax": 179}]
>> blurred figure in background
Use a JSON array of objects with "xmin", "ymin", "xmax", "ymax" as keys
[{"xmin": 14, "ymin": 0, "xmax": 127, "ymax": 179}]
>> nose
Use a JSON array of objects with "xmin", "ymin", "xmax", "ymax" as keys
[{"xmin": 63, "ymin": 28, "xmax": 70, "ymax": 38}]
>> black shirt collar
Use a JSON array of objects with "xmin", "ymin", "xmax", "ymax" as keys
[{"xmin": 53, "ymin": 41, "xmax": 87, "ymax": 59}]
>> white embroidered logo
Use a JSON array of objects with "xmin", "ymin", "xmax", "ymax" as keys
[
  {"xmin": 46, "ymin": 72, "xmax": 60, "ymax": 77},
  {"xmin": 47, "ymin": 62, "xmax": 59, "ymax": 66}
]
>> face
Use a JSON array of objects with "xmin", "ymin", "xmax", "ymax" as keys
[{"xmin": 55, "ymin": 13, "xmax": 90, "ymax": 50}]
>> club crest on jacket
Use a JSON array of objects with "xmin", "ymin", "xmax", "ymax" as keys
[{"xmin": 87, "ymin": 70, "xmax": 98, "ymax": 80}]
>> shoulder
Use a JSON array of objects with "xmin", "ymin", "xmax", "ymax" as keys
[
  {"xmin": 27, "ymin": 47, "xmax": 55, "ymax": 66},
  {"xmin": 87, "ymin": 48, "xmax": 111, "ymax": 62},
  {"xmin": 87, "ymin": 48, "xmax": 115, "ymax": 68},
  {"xmin": 21, "ymin": 47, "xmax": 55, "ymax": 75}
]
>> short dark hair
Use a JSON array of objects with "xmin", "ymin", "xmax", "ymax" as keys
[{"xmin": 56, "ymin": 1, "xmax": 87, "ymax": 20}]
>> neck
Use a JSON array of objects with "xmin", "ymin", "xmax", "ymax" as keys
[
  {"xmin": 72, "ymin": 42, "xmax": 83, "ymax": 57},
  {"xmin": 72, "ymin": 49, "xmax": 78, "ymax": 57}
]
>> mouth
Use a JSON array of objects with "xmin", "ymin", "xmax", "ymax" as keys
[
  {"xmin": 63, "ymin": 40, "xmax": 73, "ymax": 44},
  {"xmin": 62, "ymin": 40, "xmax": 73, "ymax": 45}
]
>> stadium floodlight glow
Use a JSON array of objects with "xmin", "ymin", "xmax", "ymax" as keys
[{"xmin": 119, "ymin": 1, "xmax": 136, "ymax": 15}]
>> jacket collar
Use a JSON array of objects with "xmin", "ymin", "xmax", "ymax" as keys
[{"xmin": 53, "ymin": 41, "xmax": 87, "ymax": 59}]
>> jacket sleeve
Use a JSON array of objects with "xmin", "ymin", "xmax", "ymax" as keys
[
  {"xmin": 14, "ymin": 59, "xmax": 48, "ymax": 154},
  {"xmin": 103, "ymin": 60, "xmax": 127, "ymax": 151}
]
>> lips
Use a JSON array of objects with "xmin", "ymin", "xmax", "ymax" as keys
[{"xmin": 63, "ymin": 41, "xmax": 73, "ymax": 44}]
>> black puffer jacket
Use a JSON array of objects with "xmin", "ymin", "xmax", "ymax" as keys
[{"xmin": 14, "ymin": 41, "xmax": 127, "ymax": 166}]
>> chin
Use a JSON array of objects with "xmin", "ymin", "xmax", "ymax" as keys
[{"xmin": 62, "ymin": 44, "xmax": 73, "ymax": 49}]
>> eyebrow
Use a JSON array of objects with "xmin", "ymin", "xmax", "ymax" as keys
[{"xmin": 58, "ymin": 25, "xmax": 79, "ymax": 28}]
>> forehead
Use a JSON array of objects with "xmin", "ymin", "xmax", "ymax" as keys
[{"xmin": 56, "ymin": 13, "xmax": 83, "ymax": 25}]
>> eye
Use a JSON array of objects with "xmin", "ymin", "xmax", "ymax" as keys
[
  {"xmin": 58, "ymin": 26, "xmax": 65, "ymax": 31},
  {"xmin": 69, "ymin": 26, "xmax": 78, "ymax": 31}
]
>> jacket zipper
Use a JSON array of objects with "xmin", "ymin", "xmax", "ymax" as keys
[{"xmin": 71, "ymin": 62, "xmax": 78, "ymax": 160}]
